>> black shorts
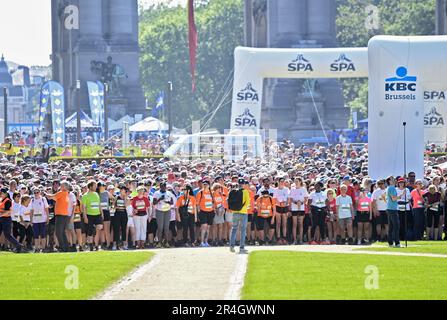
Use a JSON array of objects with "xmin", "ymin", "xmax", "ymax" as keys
[
  {"xmin": 357, "ymin": 211, "xmax": 370, "ymax": 223},
  {"xmin": 147, "ymin": 219, "xmax": 158, "ymax": 235},
  {"xmin": 276, "ymin": 206, "xmax": 289, "ymax": 214},
  {"xmin": 176, "ymin": 221, "xmax": 183, "ymax": 230},
  {"xmin": 86, "ymin": 215, "xmax": 103, "ymax": 237},
  {"xmin": 256, "ymin": 216, "xmax": 275, "ymax": 230},
  {"xmin": 426, "ymin": 209, "xmax": 441, "ymax": 228},
  {"xmin": 74, "ymin": 221, "xmax": 83, "ymax": 230},
  {"xmin": 248, "ymin": 214, "xmax": 253, "ymax": 223},
  {"xmin": 291, "ymin": 211, "xmax": 305, "ymax": 217},
  {"xmin": 103, "ymin": 210, "xmax": 111, "ymax": 222},
  {"xmin": 377, "ymin": 210, "xmax": 388, "ymax": 225},
  {"xmin": 198, "ymin": 211, "xmax": 214, "ymax": 225}
]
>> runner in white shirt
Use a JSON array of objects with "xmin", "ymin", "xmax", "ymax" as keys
[
  {"xmin": 371, "ymin": 180, "xmax": 389, "ymax": 241},
  {"xmin": 18, "ymin": 195, "xmax": 33, "ymax": 249},
  {"xmin": 30, "ymin": 188, "xmax": 49, "ymax": 252},
  {"xmin": 308, "ymin": 181, "xmax": 329, "ymax": 244},
  {"xmin": 288, "ymin": 177, "xmax": 308, "ymax": 244},
  {"xmin": 336, "ymin": 185, "xmax": 354, "ymax": 244},
  {"xmin": 273, "ymin": 178, "xmax": 290, "ymax": 245},
  {"xmin": 11, "ymin": 192, "xmax": 21, "ymax": 240}
]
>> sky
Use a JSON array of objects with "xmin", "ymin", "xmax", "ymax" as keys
[{"xmin": 0, "ymin": 0, "xmax": 187, "ymax": 67}]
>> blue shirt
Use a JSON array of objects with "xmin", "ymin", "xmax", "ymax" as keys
[{"xmin": 386, "ymin": 186, "xmax": 398, "ymax": 210}]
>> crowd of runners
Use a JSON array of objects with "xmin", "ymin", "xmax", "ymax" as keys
[{"xmin": 0, "ymin": 140, "xmax": 446, "ymax": 254}]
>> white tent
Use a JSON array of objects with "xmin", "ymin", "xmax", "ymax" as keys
[
  {"xmin": 129, "ymin": 117, "xmax": 187, "ymax": 135},
  {"xmin": 108, "ymin": 115, "xmax": 135, "ymax": 132}
]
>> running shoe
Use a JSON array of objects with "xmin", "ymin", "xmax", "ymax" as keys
[
  {"xmin": 239, "ymin": 248, "xmax": 249, "ymax": 254},
  {"xmin": 230, "ymin": 246, "xmax": 236, "ymax": 253},
  {"xmin": 309, "ymin": 241, "xmax": 318, "ymax": 245}
]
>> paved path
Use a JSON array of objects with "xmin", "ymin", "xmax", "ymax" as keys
[{"xmin": 95, "ymin": 245, "xmax": 447, "ymax": 300}]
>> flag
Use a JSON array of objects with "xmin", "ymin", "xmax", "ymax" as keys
[
  {"xmin": 151, "ymin": 91, "xmax": 165, "ymax": 118},
  {"xmin": 188, "ymin": 0, "xmax": 198, "ymax": 92}
]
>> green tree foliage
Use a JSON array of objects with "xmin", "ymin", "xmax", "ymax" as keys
[
  {"xmin": 336, "ymin": 0, "xmax": 436, "ymax": 121},
  {"xmin": 139, "ymin": 0, "xmax": 244, "ymax": 131}
]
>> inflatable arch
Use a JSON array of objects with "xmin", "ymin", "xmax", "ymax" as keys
[{"xmin": 230, "ymin": 35, "xmax": 447, "ymax": 179}]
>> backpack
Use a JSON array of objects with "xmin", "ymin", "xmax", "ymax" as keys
[
  {"xmin": 228, "ymin": 188, "xmax": 245, "ymax": 212},
  {"xmin": 179, "ymin": 197, "xmax": 190, "ymax": 217}
]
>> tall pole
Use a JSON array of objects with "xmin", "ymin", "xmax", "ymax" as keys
[
  {"xmin": 104, "ymin": 82, "xmax": 109, "ymax": 142},
  {"xmin": 403, "ymin": 121, "xmax": 407, "ymax": 248},
  {"xmin": 167, "ymin": 82, "xmax": 173, "ymax": 143},
  {"xmin": 76, "ymin": 80, "xmax": 81, "ymax": 157},
  {"xmin": 3, "ymin": 87, "xmax": 7, "ymax": 141}
]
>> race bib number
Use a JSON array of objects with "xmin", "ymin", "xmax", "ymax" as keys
[
  {"xmin": 101, "ymin": 202, "xmax": 108, "ymax": 209},
  {"xmin": 430, "ymin": 206, "xmax": 438, "ymax": 212},
  {"xmin": 398, "ymin": 204, "xmax": 406, "ymax": 211},
  {"xmin": 162, "ymin": 203, "xmax": 171, "ymax": 211},
  {"xmin": 361, "ymin": 202, "xmax": 369, "ymax": 210},
  {"xmin": 91, "ymin": 202, "xmax": 99, "ymax": 210},
  {"xmin": 341, "ymin": 204, "xmax": 350, "ymax": 210},
  {"xmin": 205, "ymin": 202, "xmax": 213, "ymax": 209},
  {"xmin": 261, "ymin": 210, "xmax": 270, "ymax": 216},
  {"xmin": 417, "ymin": 201, "xmax": 423, "ymax": 207}
]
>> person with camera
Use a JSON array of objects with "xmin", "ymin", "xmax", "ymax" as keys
[{"xmin": 153, "ymin": 182, "xmax": 175, "ymax": 248}]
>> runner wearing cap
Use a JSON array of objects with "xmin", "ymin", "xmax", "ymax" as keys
[
  {"xmin": 30, "ymin": 188, "xmax": 49, "ymax": 253},
  {"xmin": 336, "ymin": 184, "xmax": 354, "ymax": 245},
  {"xmin": 423, "ymin": 185, "xmax": 441, "ymax": 241},
  {"xmin": 372, "ymin": 180, "xmax": 389, "ymax": 242},
  {"xmin": 176, "ymin": 185, "xmax": 197, "ymax": 247},
  {"xmin": 255, "ymin": 190, "xmax": 276, "ymax": 245},
  {"xmin": 113, "ymin": 186, "xmax": 129, "ymax": 250},
  {"xmin": 355, "ymin": 188, "xmax": 372, "ymax": 245},
  {"xmin": 132, "ymin": 186, "xmax": 151, "ymax": 249},
  {"xmin": 98, "ymin": 182, "xmax": 112, "ymax": 249}
]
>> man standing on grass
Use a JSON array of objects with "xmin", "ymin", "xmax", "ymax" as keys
[
  {"xmin": 386, "ymin": 176, "xmax": 400, "ymax": 248},
  {"xmin": 46, "ymin": 181, "xmax": 71, "ymax": 252},
  {"xmin": 81, "ymin": 181, "xmax": 104, "ymax": 251},
  {"xmin": 229, "ymin": 179, "xmax": 250, "ymax": 254}
]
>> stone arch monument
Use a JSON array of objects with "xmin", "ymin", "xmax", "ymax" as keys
[{"xmin": 51, "ymin": 0, "xmax": 145, "ymax": 120}]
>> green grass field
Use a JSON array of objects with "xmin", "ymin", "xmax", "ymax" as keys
[
  {"xmin": 242, "ymin": 251, "xmax": 447, "ymax": 300},
  {"xmin": 0, "ymin": 251, "xmax": 153, "ymax": 300},
  {"xmin": 354, "ymin": 241, "xmax": 447, "ymax": 255}
]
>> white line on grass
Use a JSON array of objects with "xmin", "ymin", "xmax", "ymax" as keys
[
  {"xmin": 224, "ymin": 253, "xmax": 249, "ymax": 300},
  {"xmin": 95, "ymin": 253, "xmax": 161, "ymax": 300}
]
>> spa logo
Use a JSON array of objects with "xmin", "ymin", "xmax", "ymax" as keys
[
  {"xmin": 330, "ymin": 54, "xmax": 356, "ymax": 72},
  {"xmin": 234, "ymin": 108, "xmax": 257, "ymax": 128},
  {"xmin": 237, "ymin": 83, "xmax": 259, "ymax": 102},
  {"xmin": 288, "ymin": 54, "xmax": 314, "ymax": 72}
]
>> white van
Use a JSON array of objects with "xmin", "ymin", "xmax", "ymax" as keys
[{"xmin": 164, "ymin": 133, "xmax": 264, "ymax": 161}]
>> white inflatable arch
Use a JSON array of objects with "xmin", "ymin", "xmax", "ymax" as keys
[{"xmin": 231, "ymin": 36, "xmax": 447, "ymax": 179}]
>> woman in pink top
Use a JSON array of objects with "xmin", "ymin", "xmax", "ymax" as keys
[
  {"xmin": 411, "ymin": 180, "xmax": 425, "ymax": 240},
  {"xmin": 356, "ymin": 188, "xmax": 372, "ymax": 245}
]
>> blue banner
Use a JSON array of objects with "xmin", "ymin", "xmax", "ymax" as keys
[
  {"xmin": 39, "ymin": 81, "xmax": 65, "ymax": 145},
  {"xmin": 49, "ymin": 81, "xmax": 66, "ymax": 145},
  {"xmin": 38, "ymin": 82, "xmax": 50, "ymax": 129},
  {"xmin": 87, "ymin": 81, "xmax": 105, "ymax": 134},
  {"xmin": 151, "ymin": 91, "xmax": 165, "ymax": 118}
]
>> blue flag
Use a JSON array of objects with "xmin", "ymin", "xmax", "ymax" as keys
[{"xmin": 151, "ymin": 91, "xmax": 165, "ymax": 118}]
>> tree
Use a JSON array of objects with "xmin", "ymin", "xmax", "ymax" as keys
[{"xmin": 139, "ymin": 0, "xmax": 244, "ymax": 131}]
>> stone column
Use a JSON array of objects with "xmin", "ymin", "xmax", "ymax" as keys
[
  {"xmin": 78, "ymin": 0, "xmax": 105, "ymax": 45},
  {"xmin": 269, "ymin": 0, "xmax": 306, "ymax": 47},
  {"xmin": 307, "ymin": 0, "xmax": 336, "ymax": 47},
  {"xmin": 436, "ymin": 0, "xmax": 447, "ymax": 35},
  {"xmin": 108, "ymin": 0, "xmax": 137, "ymax": 46}
]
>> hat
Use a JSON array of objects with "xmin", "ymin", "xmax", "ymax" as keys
[
  {"xmin": 397, "ymin": 177, "xmax": 406, "ymax": 183},
  {"xmin": 343, "ymin": 176, "xmax": 351, "ymax": 181}
]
